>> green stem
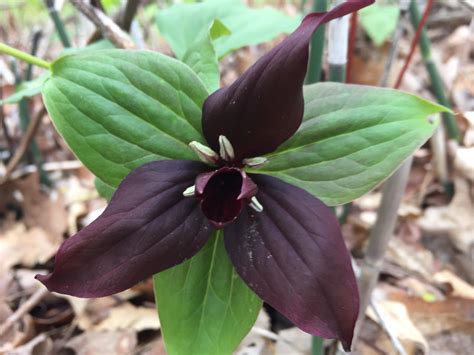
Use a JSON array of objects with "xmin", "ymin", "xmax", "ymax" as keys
[
  {"xmin": 46, "ymin": 1, "xmax": 72, "ymax": 48},
  {"xmin": 306, "ymin": 0, "xmax": 328, "ymax": 84},
  {"xmin": 311, "ymin": 336, "xmax": 324, "ymax": 355},
  {"xmin": 408, "ymin": 0, "xmax": 460, "ymax": 142},
  {"xmin": 0, "ymin": 43, "xmax": 51, "ymax": 70}
]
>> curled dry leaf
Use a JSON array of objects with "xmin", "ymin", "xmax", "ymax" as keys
[{"xmin": 433, "ymin": 270, "xmax": 474, "ymax": 300}]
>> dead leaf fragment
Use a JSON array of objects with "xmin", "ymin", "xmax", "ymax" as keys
[{"xmin": 65, "ymin": 330, "xmax": 137, "ymax": 355}]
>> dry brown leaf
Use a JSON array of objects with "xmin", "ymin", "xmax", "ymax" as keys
[
  {"xmin": 389, "ymin": 292, "xmax": 474, "ymax": 337},
  {"xmin": 386, "ymin": 238, "xmax": 435, "ymax": 280},
  {"xmin": 434, "ymin": 270, "xmax": 474, "ymax": 300},
  {"xmin": 368, "ymin": 300, "xmax": 428, "ymax": 354},
  {"xmin": 274, "ymin": 327, "xmax": 311, "ymax": 355},
  {"xmin": 236, "ymin": 309, "xmax": 272, "ymax": 355},
  {"xmin": 93, "ymin": 303, "xmax": 159, "ymax": 332},
  {"xmin": 0, "ymin": 302, "xmax": 35, "ymax": 353},
  {"xmin": 65, "ymin": 330, "xmax": 137, "ymax": 355},
  {"xmin": 0, "ymin": 223, "xmax": 60, "ymax": 272},
  {"xmin": 419, "ymin": 176, "xmax": 474, "ymax": 253},
  {"xmin": 6, "ymin": 333, "xmax": 53, "ymax": 355}
]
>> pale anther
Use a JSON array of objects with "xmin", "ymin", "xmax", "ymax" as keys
[
  {"xmin": 189, "ymin": 141, "xmax": 219, "ymax": 165},
  {"xmin": 243, "ymin": 157, "xmax": 268, "ymax": 168},
  {"xmin": 249, "ymin": 196, "xmax": 263, "ymax": 212},
  {"xmin": 218, "ymin": 135, "xmax": 235, "ymax": 161},
  {"xmin": 183, "ymin": 185, "xmax": 196, "ymax": 197}
]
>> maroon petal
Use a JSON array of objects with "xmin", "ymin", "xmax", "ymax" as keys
[
  {"xmin": 224, "ymin": 175, "xmax": 358, "ymax": 350},
  {"xmin": 195, "ymin": 167, "xmax": 257, "ymax": 228},
  {"xmin": 36, "ymin": 160, "xmax": 213, "ymax": 298},
  {"xmin": 202, "ymin": 0, "xmax": 374, "ymax": 160}
]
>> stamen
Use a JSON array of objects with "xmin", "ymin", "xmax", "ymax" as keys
[
  {"xmin": 189, "ymin": 141, "xmax": 219, "ymax": 165},
  {"xmin": 183, "ymin": 185, "xmax": 196, "ymax": 197},
  {"xmin": 218, "ymin": 135, "xmax": 235, "ymax": 161},
  {"xmin": 243, "ymin": 157, "xmax": 268, "ymax": 168},
  {"xmin": 249, "ymin": 196, "xmax": 263, "ymax": 212}
]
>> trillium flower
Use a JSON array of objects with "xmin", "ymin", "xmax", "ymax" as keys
[{"xmin": 37, "ymin": 0, "xmax": 374, "ymax": 350}]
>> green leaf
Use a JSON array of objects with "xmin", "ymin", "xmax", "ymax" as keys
[
  {"xmin": 154, "ymin": 231, "xmax": 262, "ymax": 355},
  {"xmin": 42, "ymin": 49, "xmax": 208, "ymax": 187},
  {"xmin": 94, "ymin": 177, "xmax": 115, "ymax": 201},
  {"xmin": 156, "ymin": 0, "xmax": 301, "ymax": 59},
  {"xmin": 0, "ymin": 73, "xmax": 49, "ymax": 106},
  {"xmin": 256, "ymin": 83, "xmax": 448, "ymax": 206},
  {"xmin": 359, "ymin": 2, "xmax": 400, "ymax": 46},
  {"xmin": 183, "ymin": 19, "xmax": 230, "ymax": 93}
]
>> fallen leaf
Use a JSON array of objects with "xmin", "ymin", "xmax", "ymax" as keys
[
  {"xmin": 367, "ymin": 300, "xmax": 428, "ymax": 354},
  {"xmin": 434, "ymin": 270, "xmax": 474, "ymax": 300},
  {"xmin": 0, "ymin": 223, "xmax": 60, "ymax": 272},
  {"xmin": 65, "ymin": 330, "xmax": 137, "ymax": 355}
]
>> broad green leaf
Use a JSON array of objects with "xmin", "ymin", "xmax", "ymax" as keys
[
  {"xmin": 0, "ymin": 73, "xmax": 49, "ymax": 106},
  {"xmin": 42, "ymin": 49, "xmax": 208, "ymax": 187},
  {"xmin": 256, "ymin": 83, "xmax": 448, "ymax": 206},
  {"xmin": 156, "ymin": 0, "xmax": 301, "ymax": 59},
  {"xmin": 154, "ymin": 231, "xmax": 262, "ymax": 355},
  {"xmin": 94, "ymin": 176, "xmax": 115, "ymax": 201},
  {"xmin": 183, "ymin": 19, "xmax": 230, "ymax": 93},
  {"xmin": 359, "ymin": 2, "xmax": 399, "ymax": 46}
]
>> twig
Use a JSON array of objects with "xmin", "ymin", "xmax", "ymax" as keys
[
  {"xmin": 327, "ymin": 0, "xmax": 349, "ymax": 82},
  {"xmin": 394, "ymin": 0, "xmax": 433, "ymax": 89},
  {"xmin": 45, "ymin": 0, "xmax": 72, "ymax": 48},
  {"xmin": 0, "ymin": 107, "xmax": 46, "ymax": 184},
  {"xmin": 379, "ymin": 0, "xmax": 410, "ymax": 87},
  {"xmin": 369, "ymin": 300, "xmax": 408, "ymax": 355},
  {"xmin": 8, "ymin": 160, "xmax": 83, "ymax": 180},
  {"xmin": 407, "ymin": 0, "xmax": 460, "ymax": 142},
  {"xmin": 352, "ymin": 156, "xmax": 413, "ymax": 346},
  {"xmin": 305, "ymin": 0, "xmax": 328, "ymax": 84},
  {"xmin": 70, "ymin": 0, "xmax": 136, "ymax": 49},
  {"xmin": 0, "ymin": 79, "xmax": 14, "ymax": 151},
  {"xmin": 0, "ymin": 288, "xmax": 49, "ymax": 337},
  {"xmin": 119, "ymin": 0, "xmax": 141, "ymax": 32}
]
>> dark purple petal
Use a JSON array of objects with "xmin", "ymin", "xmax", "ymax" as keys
[
  {"xmin": 36, "ymin": 160, "xmax": 213, "ymax": 298},
  {"xmin": 224, "ymin": 175, "xmax": 358, "ymax": 350},
  {"xmin": 202, "ymin": 0, "xmax": 374, "ymax": 160},
  {"xmin": 195, "ymin": 167, "xmax": 257, "ymax": 228}
]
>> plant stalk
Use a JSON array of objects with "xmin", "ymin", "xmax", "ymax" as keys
[
  {"xmin": 305, "ymin": 0, "xmax": 328, "ymax": 84},
  {"xmin": 0, "ymin": 43, "xmax": 51, "ymax": 70},
  {"xmin": 45, "ymin": 0, "xmax": 72, "ymax": 48},
  {"xmin": 327, "ymin": 0, "xmax": 348, "ymax": 82},
  {"xmin": 353, "ymin": 157, "xmax": 413, "ymax": 347}
]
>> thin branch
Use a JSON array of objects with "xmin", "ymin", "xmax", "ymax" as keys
[
  {"xmin": 346, "ymin": 12, "xmax": 357, "ymax": 83},
  {"xmin": 407, "ymin": 0, "xmax": 460, "ymax": 142},
  {"xmin": 394, "ymin": 0, "xmax": 433, "ymax": 89},
  {"xmin": 0, "ymin": 288, "xmax": 49, "ymax": 337},
  {"xmin": 70, "ymin": 0, "xmax": 136, "ymax": 49},
  {"xmin": 0, "ymin": 107, "xmax": 46, "ymax": 184}
]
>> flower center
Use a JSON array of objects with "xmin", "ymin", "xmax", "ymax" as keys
[{"xmin": 194, "ymin": 167, "xmax": 257, "ymax": 228}]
